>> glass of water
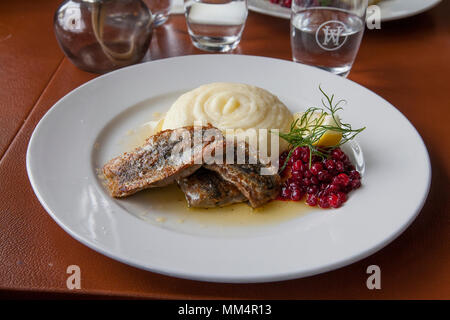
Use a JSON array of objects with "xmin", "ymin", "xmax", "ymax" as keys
[
  {"xmin": 144, "ymin": 0, "xmax": 173, "ymax": 27},
  {"xmin": 184, "ymin": 0, "xmax": 248, "ymax": 52},
  {"xmin": 291, "ymin": 0, "xmax": 368, "ymax": 77}
]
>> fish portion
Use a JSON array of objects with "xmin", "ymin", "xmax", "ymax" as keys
[
  {"xmin": 177, "ymin": 168, "xmax": 247, "ymax": 208},
  {"xmin": 176, "ymin": 139, "xmax": 281, "ymax": 208},
  {"xmin": 204, "ymin": 163, "xmax": 280, "ymax": 208},
  {"xmin": 102, "ymin": 125, "xmax": 221, "ymax": 197},
  {"xmin": 101, "ymin": 124, "xmax": 281, "ymax": 208},
  {"xmin": 202, "ymin": 141, "xmax": 281, "ymax": 208}
]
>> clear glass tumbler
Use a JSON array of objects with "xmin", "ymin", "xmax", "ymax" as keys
[
  {"xmin": 143, "ymin": 0, "xmax": 173, "ymax": 27},
  {"xmin": 184, "ymin": 0, "xmax": 248, "ymax": 52},
  {"xmin": 291, "ymin": 0, "xmax": 368, "ymax": 77}
]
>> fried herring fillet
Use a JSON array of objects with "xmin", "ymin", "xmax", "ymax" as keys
[
  {"xmin": 203, "ymin": 142, "xmax": 281, "ymax": 208},
  {"xmin": 177, "ymin": 168, "xmax": 247, "ymax": 208},
  {"xmin": 102, "ymin": 125, "xmax": 222, "ymax": 197}
]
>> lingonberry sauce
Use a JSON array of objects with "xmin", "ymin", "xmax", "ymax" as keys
[{"xmin": 277, "ymin": 146, "xmax": 361, "ymax": 208}]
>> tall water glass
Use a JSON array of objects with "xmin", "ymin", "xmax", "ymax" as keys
[
  {"xmin": 291, "ymin": 0, "xmax": 368, "ymax": 77},
  {"xmin": 144, "ymin": 0, "xmax": 173, "ymax": 26},
  {"xmin": 184, "ymin": 0, "xmax": 248, "ymax": 52}
]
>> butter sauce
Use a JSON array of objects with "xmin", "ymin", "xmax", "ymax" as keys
[{"xmin": 137, "ymin": 184, "xmax": 312, "ymax": 227}]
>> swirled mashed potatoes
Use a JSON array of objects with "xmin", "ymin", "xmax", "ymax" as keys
[{"xmin": 162, "ymin": 82, "xmax": 293, "ymax": 152}]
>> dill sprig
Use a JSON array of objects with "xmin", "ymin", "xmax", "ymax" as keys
[{"xmin": 277, "ymin": 86, "xmax": 365, "ymax": 170}]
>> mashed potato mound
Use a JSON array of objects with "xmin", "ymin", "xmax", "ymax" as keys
[{"xmin": 162, "ymin": 82, "xmax": 293, "ymax": 152}]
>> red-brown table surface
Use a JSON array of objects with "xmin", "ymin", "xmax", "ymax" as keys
[{"xmin": 0, "ymin": 0, "xmax": 449, "ymax": 299}]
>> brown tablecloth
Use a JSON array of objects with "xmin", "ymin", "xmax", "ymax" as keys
[{"xmin": 0, "ymin": 0, "xmax": 449, "ymax": 299}]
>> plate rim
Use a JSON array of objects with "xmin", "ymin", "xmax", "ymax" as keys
[
  {"xmin": 26, "ymin": 54, "xmax": 432, "ymax": 283},
  {"xmin": 247, "ymin": 0, "xmax": 442, "ymax": 22}
]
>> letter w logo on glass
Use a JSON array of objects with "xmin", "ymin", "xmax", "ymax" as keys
[{"xmin": 316, "ymin": 20, "xmax": 348, "ymax": 51}]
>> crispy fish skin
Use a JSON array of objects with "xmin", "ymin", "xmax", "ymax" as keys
[
  {"xmin": 202, "ymin": 141, "xmax": 281, "ymax": 208},
  {"xmin": 102, "ymin": 125, "xmax": 221, "ymax": 197},
  {"xmin": 204, "ymin": 163, "xmax": 280, "ymax": 208},
  {"xmin": 177, "ymin": 168, "xmax": 247, "ymax": 208}
]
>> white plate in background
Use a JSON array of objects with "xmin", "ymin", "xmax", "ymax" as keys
[{"xmin": 248, "ymin": 0, "xmax": 442, "ymax": 22}]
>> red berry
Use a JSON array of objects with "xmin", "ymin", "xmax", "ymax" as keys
[
  {"xmin": 281, "ymin": 187, "xmax": 291, "ymax": 199},
  {"xmin": 350, "ymin": 179, "xmax": 361, "ymax": 189},
  {"xmin": 291, "ymin": 189, "xmax": 302, "ymax": 201},
  {"xmin": 306, "ymin": 194, "xmax": 318, "ymax": 206},
  {"xmin": 342, "ymin": 185, "xmax": 352, "ymax": 193},
  {"xmin": 292, "ymin": 147, "xmax": 302, "ymax": 159},
  {"xmin": 318, "ymin": 197, "xmax": 330, "ymax": 208},
  {"xmin": 332, "ymin": 173, "xmax": 350, "ymax": 187},
  {"xmin": 346, "ymin": 164, "xmax": 356, "ymax": 171},
  {"xmin": 337, "ymin": 192, "xmax": 347, "ymax": 204},
  {"xmin": 300, "ymin": 146, "xmax": 309, "ymax": 155},
  {"xmin": 317, "ymin": 170, "xmax": 331, "ymax": 182},
  {"xmin": 331, "ymin": 148, "xmax": 344, "ymax": 160},
  {"xmin": 310, "ymin": 176, "xmax": 319, "ymax": 185},
  {"xmin": 327, "ymin": 183, "xmax": 340, "ymax": 193},
  {"xmin": 349, "ymin": 170, "xmax": 361, "ymax": 180},
  {"xmin": 325, "ymin": 159, "xmax": 335, "ymax": 171},
  {"xmin": 298, "ymin": 147, "xmax": 310, "ymax": 162},
  {"xmin": 307, "ymin": 185, "xmax": 319, "ymax": 194},
  {"xmin": 337, "ymin": 173, "xmax": 350, "ymax": 186},
  {"xmin": 335, "ymin": 161, "xmax": 345, "ymax": 172},
  {"xmin": 291, "ymin": 170, "xmax": 302, "ymax": 179},
  {"xmin": 310, "ymin": 163, "xmax": 323, "ymax": 175},
  {"xmin": 292, "ymin": 160, "xmax": 303, "ymax": 171},
  {"xmin": 302, "ymin": 178, "xmax": 311, "ymax": 186},
  {"xmin": 328, "ymin": 194, "xmax": 340, "ymax": 208},
  {"xmin": 341, "ymin": 154, "xmax": 350, "ymax": 163},
  {"xmin": 289, "ymin": 181, "xmax": 299, "ymax": 190}
]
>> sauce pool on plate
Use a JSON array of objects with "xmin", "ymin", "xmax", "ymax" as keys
[{"xmin": 136, "ymin": 184, "xmax": 313, "ymax": 227}]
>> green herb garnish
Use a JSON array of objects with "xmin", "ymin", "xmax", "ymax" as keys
[{"xmin": 276, "ymin": 86, "xmax": 365, "ymax": 171}]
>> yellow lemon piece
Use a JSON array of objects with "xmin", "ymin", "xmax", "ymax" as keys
[{"xmin": 293, "ymin": 112, "xmax": 343, "ymax": 147}]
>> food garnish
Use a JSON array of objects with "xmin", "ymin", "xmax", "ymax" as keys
[
  {"xmin": 275, "ymin": 87, "xmax": 365, "ymax": 208},
  {"xmin": 277, "ymin": 86, "xmax": 365, "ymax": 170}
]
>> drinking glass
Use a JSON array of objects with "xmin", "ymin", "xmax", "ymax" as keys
[
  {"xmin": 291, "ymin": 0, "xmax": 368, "ymax": 77},
  {"xmin": 184, "ymin": 0, "xmax": 248, "ymax": 52},
  {"xmin": 144, "ymin": 0, "xmax": 173, "ymax": 26}
]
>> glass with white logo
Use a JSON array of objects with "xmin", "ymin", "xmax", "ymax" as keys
[
  {"xmin": 184, "ymin": 0, "xmax": 248, "ymax": 52},
  {"xmin": 291, "ymin": 0, "xmax": 368, "ymax": 77}
]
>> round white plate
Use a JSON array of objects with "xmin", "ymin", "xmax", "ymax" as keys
[
  {"xmin": 27, "ymin": 55, "xmax": 430, "ymax": 283},
  {"xmin": 248, "ymin": 0, "xmax": 441, "ymax": 22}
]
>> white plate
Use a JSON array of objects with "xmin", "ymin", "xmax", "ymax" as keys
[
  {"xmin": 27, "ymin": 55, "xmax": 430, "ymax": 283},
  {"xmin": 248, "ymin": 0, "xmax": 441, "ymax": 22}
]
